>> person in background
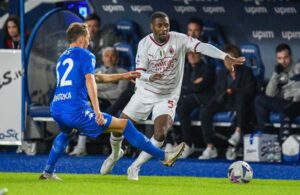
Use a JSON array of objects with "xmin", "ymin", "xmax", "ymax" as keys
[
  {"xmin": 176, "ymin": 52, "xmax": 215, "ymax": 159},
  {"xmin": 3, "ymin": 15, "xmax": 27, "ymax": 49},
  {"xmin": 164, "ymin": 16, "xmax": 206, "ymax": 156},
  {"xmin": 86, "ymin": 14, "xmax": 121, "ymax": 64},
  {"xmin": 199, "ymin": 44, "xmax": 256, "ymax": 160},
  {"xmin": 255, "ymin": 43, "xmax": 300, "ymax": 143}
]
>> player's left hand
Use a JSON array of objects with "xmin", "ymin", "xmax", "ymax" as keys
[
  {"xmin": 224, "ymin": 55, "xmax": 245, "ymax": 67},
  {"xmin": 95, "ymin": 111, "xmax": 105, "ymax": 126},
  {"xmin": 123, "ymin": 71, "xmax": 141, "ymax": 80},
  {"xmin": 194, "ymin": 77, "xmax": 203, "ymax": 84}
]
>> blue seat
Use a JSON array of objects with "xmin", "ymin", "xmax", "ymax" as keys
[
  {"xmin": 202, "ymin": 20, "xmax": 225, "ymax": 72},
  {"xmin": 270, "ymin": 112, "xmax": 300, "ymax": 125},
  {"xmin": 115, "ymin": 20, "xmax": 140, "ymax": 47},
  {"xmin": 114, "ymin": 42, "xmax": 136, "ymax": 71},
  {"xmin": 213, "ymin": 112, "xmax": 236, "ymax": 125},
  {"xmin": 29, "ymin": 106, "xmax": 51, "ymax": 118},
  {"xmin": 240, "ymin": 43, "xmax": 265, "ymax": 89}
]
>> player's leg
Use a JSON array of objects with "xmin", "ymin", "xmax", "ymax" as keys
[
  {"xmin": 127, "ymin": 99, "xmax": 175, "ymax": 180},
  {"xmin": 102, "ymin": 117, "xmax": 185, "ymax": 176},
  {"xmin": 40, "ymin": 125, "xmax": 75, "ymax": 180},
  {"xmin": 129, "ymin": 114, "xmax": 172, "ymax": 168},
  {"xmin": 101, "ymin": 94, "xmax": 153, "ymax": 174}
]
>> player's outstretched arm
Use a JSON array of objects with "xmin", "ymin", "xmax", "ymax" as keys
[
  {"xmin": 85, "ymin": 73, "xmax": 104, "ymax": 125},
  {"xmin": 195, "ymin": 42, "xmax": 245, "ymax": 67},
  {"xmin": 95, "ymin": 71, "xmax": 141, "ymax": 83}
]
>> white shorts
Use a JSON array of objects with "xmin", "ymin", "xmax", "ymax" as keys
[{"xmin": 123, "ymin": 93, "xmax": 177, "ymax": 122}]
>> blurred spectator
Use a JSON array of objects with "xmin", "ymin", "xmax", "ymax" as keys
[
  {"xmin": 2, "ymin": 15, "xmax": 27, "ymax": 49},
  {"xmin": 199, "ymin": 44, "xmax": 256, "ymax": 160},
  {"xmin": 176, "ymin": 52, "xmax": 215, "ymax": 158},
  {"xmin": 69, "ymin": 47, "xmax": 129, "ymax": 156},
  {"xmin": 96, "ymin": 47, "xmax": 129, "ymax": 109},
  {"xmin": 85, "ymin": 14, "xmax": 100, "ymax": 53},
  {"xmin": 255, "ymin": 43, "xmax": 300, "ymax": 143},
  {"xmin": 86, "ymin": 14, "xmax": 121, "ymax": 64},
  {"xmin": 164, "ymin": 17, "xmax": 205, "ymax": 156},
  {"xmin": 187, "ymin": 17, "xmax": 203, "ymax": 41}
]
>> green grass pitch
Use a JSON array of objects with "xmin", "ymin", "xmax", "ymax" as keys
[{"xmin": 1, "ymin": 172, "xmax": 300, "ymax": 195}]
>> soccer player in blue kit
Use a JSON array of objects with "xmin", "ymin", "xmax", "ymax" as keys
[{"xmin": 39, "ymin": 22, "xmax": 185, "ymax": 180}]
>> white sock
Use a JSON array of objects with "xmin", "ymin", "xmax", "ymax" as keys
[
  {"xmin": 77, "ymin": 135, "xmax": 87, "ymax": 150},
  {"xmin": 110, "ymin": 133, "xmax": 124, "ymax": 159},
  {"xmin": 131, "ymin": 136, "xmax": 164, "ymax": 168}
]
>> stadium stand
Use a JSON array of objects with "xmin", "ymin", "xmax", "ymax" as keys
[
  {"xmin": 115, "ymin": 19, "xmax": 140, "ymax": 48},
  {"xmin": 113, "ymin": 42, "xmax": 136, "ymax": 71}
]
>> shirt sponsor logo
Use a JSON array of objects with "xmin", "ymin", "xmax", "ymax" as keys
[
  {"xmin": 245, "ymin": 6, "xmax": 268, "ymax": 15},
  {"xmin": 151, "ymin": 56, "xmax": 178, "ymax": 73},
  {"xmin": 202, "ymin": 6, "xmax": 225, "ymax": 14},
  {"xmin": 131, "ymin": 5, "xmax": 153, "ymax": 13},
  {"xmin": 252, "ymin": 31, "xmax": 274, "ymax": 40},
  {"xmin": 282, "ymin": 31, "xmax": 300, "ymax": 40},
  {"xmin": 102, "ymin": 5, "xmax": 125, "ymax": 13},
  {"xmin": 274, "ymin": 7, "xmax": 297, "ymax": 15},
  {"xmin": 174, "ymin": 6, "xmax": 197, "ymax": 14}
]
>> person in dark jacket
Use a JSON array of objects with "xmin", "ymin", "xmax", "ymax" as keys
[
  {"xmin": 176, "ymin": 52, "xmax": 215, "ymax": 158},
  {"xmin": 199, "ymin": 44, "xmax": 256, "ymax": 160}
]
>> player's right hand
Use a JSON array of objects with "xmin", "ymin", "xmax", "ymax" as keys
[
  {"xmin": 149, "ymin": 73, "xmax": 163, "ymax": 82},
  {"xmin": 95, "ymin": 111, "xmax": 105, "ymax": 126}
]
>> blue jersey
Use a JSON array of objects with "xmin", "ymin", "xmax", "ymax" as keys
[{"xmin": 50, "ymin": 47, "xmax": 96, "ymax": 115}]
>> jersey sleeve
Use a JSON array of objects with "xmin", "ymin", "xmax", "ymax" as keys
[
  {"xmin": 178, "ymin": 33, "xmax": 201, "ymax": 53},
  {"xmin": 135, "ymin": 40, "xmax": 149, "ymax": 71},
  {"xmin": 180, "ymin": 33, "xmax": 227, "ymax": 60},
  {"xmin": 82, "ymin": 52, "xmax": 96, "ymax": 75}
]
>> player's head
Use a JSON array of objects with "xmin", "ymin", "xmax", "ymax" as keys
[
  {"xmin": 150, "ymin": 11, "xmax": 170, "ymax": 43},
  {"xmin": 223, "ymin": 44, "xmax": 242, "ymax": 70},
  {"xmin": 102, "ymin": 47, "xmax": 118, "ymax": 67},
  {"xmin": 275, "ymin": 43, "xmax": 292, "ymax": 68},
  {"xmin": 187, "ymin": 17, "xmax": 203, "ymax": 40},
  {"xmin": 3, "ymin": 15, "xmax": 20, "ymax": 39},
  {"xmin": 66, "ymin": 22, "xmax": 90, "ymax": 49},
  {"xmin": 85, "ymin": 14, "xmax": 101, "ymax": 40}
]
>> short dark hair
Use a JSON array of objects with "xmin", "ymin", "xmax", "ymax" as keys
[
  {"xmin": 187, "ymin": 17, "xmax": 203, "ymax": 31},
  {"xmin": 224, "ymin": 44, "xmax": 241, "ymax": 58},
  {"xmin": 151, "ymin": 11, "xmax": 168, "ymax": 22},
  {"xmin": 66, "ymin": 22, "xmax": 88, "ymax": 43},
  {"xmin": 275, "ymin": 43, "xmax": 292, "ymax": 55},
  {"xmin": 85, "ymin": 14, "xmax": 101, "ymax": 25},
  {"xmin": 3, "ymin": 15, "xmax": 20, "ymax": 39}
]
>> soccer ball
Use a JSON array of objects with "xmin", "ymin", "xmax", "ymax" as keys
[{"xmin": 227, "ymin": 161, "xmax": 253, "ymax": 183}]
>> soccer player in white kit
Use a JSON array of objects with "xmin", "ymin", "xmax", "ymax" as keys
[{"xmin": 100, "ymin": 11, "xmax": 245, "ymax": 180}]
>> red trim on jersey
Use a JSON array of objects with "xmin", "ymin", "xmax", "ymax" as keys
[
  {"xmin": 149, "ymin": 34, "xmax": 170, "ymax": 47},
  {"xmin": 136, "ymin": 67, "xmax": 147, "ymax": 71},
  {"xmin": 194, "ymin": 42, "xmax": 201, "ymax": 53}
]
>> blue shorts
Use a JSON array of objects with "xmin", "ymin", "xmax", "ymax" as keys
[{"xmin": 52, "ymin": 107, "xmax": 112, "ymax": 138}]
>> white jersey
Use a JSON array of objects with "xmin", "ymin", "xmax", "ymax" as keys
[{"xmin": 135, "ymin": 31, "xmax": 201, "ymax": 101}]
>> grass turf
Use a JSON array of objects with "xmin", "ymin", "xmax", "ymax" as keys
[{"xmin": 1, "ymin": 173, "xmax": 300, "ymax": 195}]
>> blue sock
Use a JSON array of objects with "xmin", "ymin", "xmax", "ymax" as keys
[
  {"xmin": 123, "ymin": 120, "xmax": 165, "ymax": 161},
  {"xmin": 44, "ymin": 132, "xmax": 69, "ymax": 174}
]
